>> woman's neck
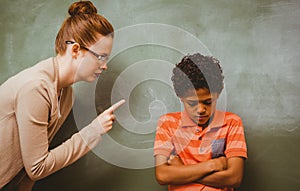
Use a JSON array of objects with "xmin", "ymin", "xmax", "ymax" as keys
[{"xmin": 55, "ymin": 55, "xmax": 76, "ymax": 91}]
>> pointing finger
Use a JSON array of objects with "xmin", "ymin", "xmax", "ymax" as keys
[{"xmin": 107, "ymin": 99, "xmax": 125, "ymax": 113}]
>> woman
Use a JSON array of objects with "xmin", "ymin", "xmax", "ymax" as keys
[{"xmin": 0, "ymin": 1, "xmax": 125, "ymax": 190}]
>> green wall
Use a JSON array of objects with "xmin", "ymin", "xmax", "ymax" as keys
[{"xmin": 1, "ymin": 0, "xmax": 299, "ymax": 190}]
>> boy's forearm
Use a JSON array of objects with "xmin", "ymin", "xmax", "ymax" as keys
[
  {"xmin": 156, "ymin": 157, "xmax": 224, "ymax": 185},
  {"xmin": 196, "ymin": 157, "xmax": 245, "ymax": 188},
  {"xmin": 196, "ymin": 169, "xmax": 235, "ymax": 188}
]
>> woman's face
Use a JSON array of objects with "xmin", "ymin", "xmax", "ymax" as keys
[{"xmin": 75, "ymin": 36, "xmax": 113, "ymax": 82}]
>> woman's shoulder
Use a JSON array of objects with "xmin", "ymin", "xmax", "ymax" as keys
[
  {"xmin": 1, "ymin": 57, "xmax": 57, "ymax": 99},
  {"xmin": 12, "ymin": 57, "xmax": 54, "ymax": 85}
]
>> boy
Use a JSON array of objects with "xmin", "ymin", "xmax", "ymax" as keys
[{"xmin": 154, "ymin": 53, "xmax": 247, "ymax": 190}]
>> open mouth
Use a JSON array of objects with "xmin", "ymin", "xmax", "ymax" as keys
[{"xmin": 94, "ymin": 73, "xmax": 101, "ymax": 78}]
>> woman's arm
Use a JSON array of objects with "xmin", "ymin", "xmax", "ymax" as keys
[
  {"xmin": 16, "ymin": 83, "xmax": 100, "ymax": 180},
  {"xmin": 16, "ymin": 83, "xmax": 121, "ymax": 181}
]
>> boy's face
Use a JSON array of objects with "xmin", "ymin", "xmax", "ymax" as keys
[{"xmin": 180, "ymin": 88, "xmax": 219, "ymax": 126}]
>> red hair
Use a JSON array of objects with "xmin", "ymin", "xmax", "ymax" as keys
[{"xmin": 55, "ymin": 1, "xmax": 114, "ymax": 54}]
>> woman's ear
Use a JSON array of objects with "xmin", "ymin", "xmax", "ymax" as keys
[{"xmin": 71, "ymin": 43, "xmax": 80, "ymax": 59}]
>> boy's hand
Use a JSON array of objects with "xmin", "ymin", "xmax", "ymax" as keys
[
  {"xmin": 168, "ymin": 155, "xmax": 184, "ymax": 166},
  {"xmin": 211, "ymin": 156, "xmax": 227, "ymax": 172}
]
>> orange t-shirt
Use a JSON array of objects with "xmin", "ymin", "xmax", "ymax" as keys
[{"xmin": 154, "ymin": 110, "xmax": 247, "ymax": 191}]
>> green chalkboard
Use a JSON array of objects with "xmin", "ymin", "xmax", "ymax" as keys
[{"xmin": 1, "ymin": 0, "xmax": 299, "ymax": 190}]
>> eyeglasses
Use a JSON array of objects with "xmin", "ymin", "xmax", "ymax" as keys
[{"xmin": 65, "ymin": 41, "xmax": 109, "ymax": 62}]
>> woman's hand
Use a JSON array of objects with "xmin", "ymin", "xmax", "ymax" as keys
[{"xmin": 97, "ymin": 99, "xmax": 125, "ymax": 134}]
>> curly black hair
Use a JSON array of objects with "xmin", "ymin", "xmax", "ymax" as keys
[{"xmin": 171, "ymin": 53, "xmax": 224, "ymax": 97}]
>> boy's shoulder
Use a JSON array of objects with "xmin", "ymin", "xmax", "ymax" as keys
[
  {"xmin": 223, "ymin": 111, "xmax": 242, "ymax": 121},
  {"xmin": 158, "ymin": 112, "xmax": 182, "ymax": 127},
  {"xmin": 159, "ymin": 112, "xmax": 182, "ymax": 121},
  {"xmin": 218, "ymin": 111, "xmax": 243, "ymax": 127}
]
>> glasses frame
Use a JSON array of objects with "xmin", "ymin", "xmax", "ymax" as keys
[{"xmin": 65, "ymin": 41, "xmax": 108, "ymax": 61}]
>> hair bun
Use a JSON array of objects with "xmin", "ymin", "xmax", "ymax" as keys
[{"xmin": 68, "ymin": 1, "xmax": 97, "ymax": 17}]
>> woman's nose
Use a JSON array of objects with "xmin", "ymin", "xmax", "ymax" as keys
[{"xmin": 100, "ymin": 62, "xmax": 108, "ymax": 70}]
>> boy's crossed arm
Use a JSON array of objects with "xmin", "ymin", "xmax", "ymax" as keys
[{"xmin": 155, "ymin": 155, "xmax": 244, "ymax": 188}]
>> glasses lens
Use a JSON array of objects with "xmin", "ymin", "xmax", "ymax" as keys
[{"xmin": 99, "ymin": 55, "xmax": 109, "ymax": 61}]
